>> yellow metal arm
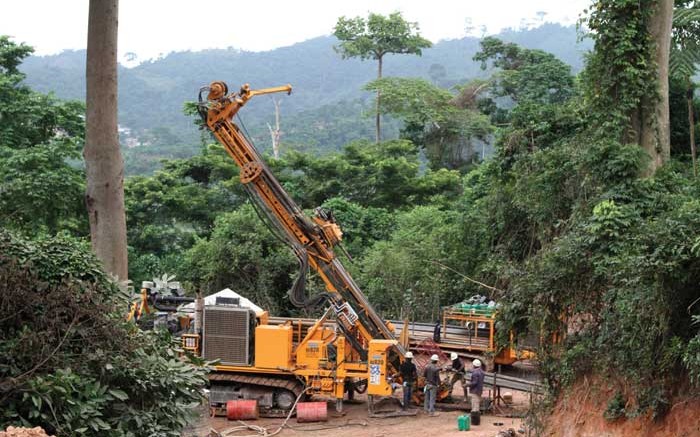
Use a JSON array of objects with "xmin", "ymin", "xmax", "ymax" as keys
[
  {"xmin": 242, "ymin": 83, "xmax": 292, "ymax": 99},
  {"xmin": 204, "ymin": 82, "xmax": 292, "ymax": 127},
  {"xmin": 199, "ymin": 81, "xmax": 404, "ymax": 368}
]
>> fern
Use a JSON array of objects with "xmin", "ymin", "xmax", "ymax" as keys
[{"xmin": 671, "ymin": 5, "xmax": 700, "ymax": 80}]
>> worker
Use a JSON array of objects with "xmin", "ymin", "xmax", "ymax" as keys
[
  {"xmin": 423, "ymin": 354, "xmax": 441, "ymax": 417},
  {"xmin": 400, "ymin": 351, "xmax": 418, "ymax": 410},
  {"xmin": 469, "ymin": 359, "xmax": 485, "ymax": 418},
  {"xmin": 447, "ymin": 352, "xmax": 467, "ymax": 401},
  {"xmin": 433, "ymin": 321, "xmax": 441, "ymax": 343}
]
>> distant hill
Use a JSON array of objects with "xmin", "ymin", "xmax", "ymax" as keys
[{"xmin": 20, "ymin": 23, "xmax": 591, "ymax": 174}]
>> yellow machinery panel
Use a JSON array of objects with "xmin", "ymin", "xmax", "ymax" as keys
[
  {"xmin": 255, "ymin": 325, "xmax": 293, "ymax": 370},
  {"xmin": 367, "ymin": 339, "xmax": 396, "ymax": 396}
]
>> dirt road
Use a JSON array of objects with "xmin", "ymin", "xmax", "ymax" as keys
[
  {"xmin": 193, "ymin": 386, "xmax": 527, "ymax": 437},
  {"xmin": 206, "ymin": 407, "xmax": 523, "ymax": 437}
]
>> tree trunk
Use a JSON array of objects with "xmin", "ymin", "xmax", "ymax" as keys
[
  {"xmin": 376, "ymin": 55, "xmax": 383, "ymax": 143},
  {"xmin": 84, "ymin": 0, "xmax": 128, "ymax": 280},
  {"xmin": 271, "ymin": 98, "xmax": 282, "ymax": 159},
  {"xmin": 688, "ymin": 80, "xmax": 697, "ymax": 177},
  {"xmin": 638, "ymin": 0, "xmax": 673, "ymax": 176}
]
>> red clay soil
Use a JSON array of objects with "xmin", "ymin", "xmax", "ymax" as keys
[
  {"xmin": 0, "ymin": 427, "xmax": 55, "ymax": 437},
  {"xmin": 545, "ymin": 377, "xmax": 700, "ymax": 437}
]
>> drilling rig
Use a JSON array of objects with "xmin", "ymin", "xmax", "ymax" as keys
[{"xmin": 182, "ymin": 82, "xmax": 412, "ymax": 416}]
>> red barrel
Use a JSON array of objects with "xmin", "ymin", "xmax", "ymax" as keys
[
  {"xmin": 226, "ymin": 400, "xmax": 258, "ymax": 420},
  {"xmin": 296, "ymin": 401, "xmax": 328, "ymax": 423}
]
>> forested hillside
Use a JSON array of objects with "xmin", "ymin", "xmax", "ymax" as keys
[{"xmin": 21, "ymin": 24, "xmax": 590, "ymax": 173}]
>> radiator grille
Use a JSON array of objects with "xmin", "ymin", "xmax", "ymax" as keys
[{"xmin": 202, "ymin": 306, "xmax": 251, "ymax": 365}]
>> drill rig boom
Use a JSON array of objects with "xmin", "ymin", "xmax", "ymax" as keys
[{"xmin": 198, "ymin": 81, "xmax": 405, "ymax": 365}]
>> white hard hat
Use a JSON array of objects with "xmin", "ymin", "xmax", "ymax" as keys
[
  {"xmin": 405, "ymin": 351, "xmax": 414, "ymax": 359},
  {"xmin": 472, "ymin": 359, "xmax": 482, "ymax": 368},
  {"xmin": 430, "ymin": 354, "xmax": 439, "ymax": 362},
  {"xmin": 450, "ymin": 352, "xmax": 458, "ymax": 360}
]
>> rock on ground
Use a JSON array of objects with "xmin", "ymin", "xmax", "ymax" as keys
[{"xmin": 0, "ymin": 427, "xmax": 55, "ymax": 437}]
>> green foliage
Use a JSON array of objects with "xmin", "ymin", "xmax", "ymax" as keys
[
  {"xmin": 669, "ymin": 76, "xmax": 700, "ymax": 157},
  {"xmin": 473, "ymin": 37, "xmax": 581, "ymax": 168},
  {"xmin": 365, "ymin": 77, "xmax": 493, "ymax": 170},
  {"xmin": 0, "ymin": 36, "xmax": 33, "ymax": 74},
  {"xmin": 0, "ymin": 230, "xmax": 207, "ymax": 436},
  {"xmin": 319, "ymin": 197, "xmax": 394, "ymax": 259},
  {"xmin": 365, "ymin": 77, "xmax": 455, "ymax": 125},
  {"xmin": 669, "ymin": 3, "xmax": 700, "ymax": 162},
  {"xmin": 580, "ymin": 0, "xmax": 658, "ymax": 140},
  {"xmin": 358, "ymin": 205, "xmax": 460, "ymax": 320},
  {"xmin": 670, "ymin": 4, "xmax": 700, "ymax": 80},
  {"xmin": 685, "ymin": 335, "xmax": 700, "ymax": 384},
  {"xmin": 0, "ymin": 140, "xmax": 86, "ymax": 234},
  {"xmin": 474, "ymin": 37, "xmax": 575, "ymax": 105},
  {"xmin": 604, "ymin": 392, "xmax": 627, "ymax": 421},
  {"xmin": 0, "ymin": 36, "xmax": 87, "ymax": 235},
  {"xmin": 274, "ymin": 139, "xmax": 462, "ymax": 209},
  {"xmin": 333, "ymin": 12, "xmax": 431, "ymax": 62},
  {"xmin": 257, "ymin": 99, "xmax": 393, "ymax": 155},
  {"xmin": 493, "ymin": 168, "xmax": 700, "ymax": 396},
  {"xmin": 181, "ymin": 204, "xmax": 297, "ymax": 314},
  {"xmin": 458, "ymin": 23, "xmax": 700, "ymax": 421},
  {"xmin": 125, "ymin": 143, "xmax": 244, "ymax": 280}
]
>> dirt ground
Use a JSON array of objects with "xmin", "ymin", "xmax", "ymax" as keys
[{"xmin": 188, "ymin": 384, "xmax": 528, "ymax": 437}]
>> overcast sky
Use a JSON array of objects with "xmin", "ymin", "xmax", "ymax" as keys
[{"xmin": 1, "ymin": 0, "xmax": 590, "ymax": 62}]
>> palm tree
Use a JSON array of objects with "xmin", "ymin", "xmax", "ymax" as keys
[{"xmin": 670, "ymin": 4, "xmax": 700, "ymax": 176}]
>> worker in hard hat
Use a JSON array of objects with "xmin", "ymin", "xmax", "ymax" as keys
[
  {"xmin": 469, "ymin": 359, "xmax": 485, "ymax": 418},
  {"xmin": 399, "ymin": 351, "xmax": 418, "ymax": 410},
  {"xmin": 423, "ymin": 354, "xmax": 441, "ymax": 416},
  {"xmin": 447, "ymin": 352, "xmax": 468, "ymax": 402}
]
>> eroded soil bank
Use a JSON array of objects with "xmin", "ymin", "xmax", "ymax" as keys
[{"xmin": 545, "ymin": 378, "xmax": 700, "ymax": 437}]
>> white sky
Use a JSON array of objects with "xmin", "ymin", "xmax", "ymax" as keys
[{"xmin": 1, "ymin": 0, "xmax": 591, "ymax": 62}]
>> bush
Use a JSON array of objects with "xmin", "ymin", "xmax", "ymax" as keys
[
  {"xmin": 603, "ymin": 392, "xmax": 626, "ymax": 421},
  {"xmin": 684, "ymin": 334, "xmax": 700, "ymax": 385},
  {"xmin": 0, "ymin": 231, "xmax": 207, "ymax": 437}
]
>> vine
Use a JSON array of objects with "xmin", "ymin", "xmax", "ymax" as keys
[{"xmin": 582, "ymin": 0, "xmax": 660, "ymax": 141}]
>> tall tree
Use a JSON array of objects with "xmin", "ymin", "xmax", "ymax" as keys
[
  {"xmin": 365, "ymin": 77, "xmax": 492, "ymax": 170},
  {"xmin": 645, "ymin": 0, "xmax": 675, "ymax": 173},
  {"xmin": 84, "ymin": 0, "xmax": 128, "ymax": 279},
  {"xmin": 333, "ymin": 12, "xmax": 431, "ymax": 143},
  {"xmin": 267, "ymin": 98, "xmax": 282, "ymax": 159},
  {"xmin": 585, "ymin": 0, "xmax": 674, "ymax": 176}
]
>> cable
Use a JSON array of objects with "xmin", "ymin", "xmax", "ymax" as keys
[
  {"xmin": 236, "ymin": 113, "xmax": 254, "ymax": 144},
  {"xmin": 213, "ymin": 387, "xmax": 311, "ymax": 437},
  {"xmin": 234, "ymin": 121, "xmax": 326, "ymax": 311},
  {"xmin": 285, "ymin": 419, "xmax": 369, "ymax": 431},
  {"xmin": 242, "ymin": 172, "xmax": 330, "ymax": 310}
]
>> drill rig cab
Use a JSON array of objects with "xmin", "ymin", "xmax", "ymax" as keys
[{"xmin": 182, "ymin": 81, "xmax": 406, "ymax": 416}]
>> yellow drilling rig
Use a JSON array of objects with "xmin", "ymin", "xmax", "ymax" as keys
[{"xmin": 182, "ymin": 81, "xmax": 421, "ymax": 417}]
